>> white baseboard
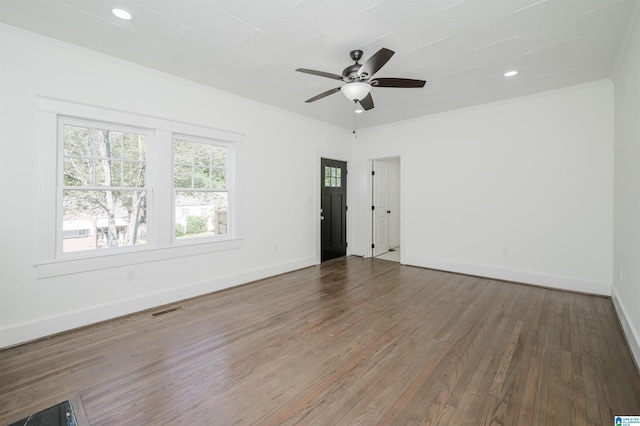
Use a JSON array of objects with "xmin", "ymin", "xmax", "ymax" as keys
[
  {"xmin": 0, "ymin": 256, "xmax": 316, "ymax": 349},
  {"xmin": 402, "ymin": 255, "xmax": 611, "ymax": 296},
  {"xmin": 611, "ymin": 285, "xmax": 640, "ymax": 371}
]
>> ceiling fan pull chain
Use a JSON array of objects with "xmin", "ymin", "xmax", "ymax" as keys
[{"xmin": 353, "ymin": 101, "xmax": 358, "ymax": 138}]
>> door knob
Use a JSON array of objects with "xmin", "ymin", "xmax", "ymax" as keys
[{"xmin": 320, "ymin": 216, "xmax": 325, "ymax": 220}]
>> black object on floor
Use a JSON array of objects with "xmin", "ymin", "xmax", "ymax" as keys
[{"xmin": 8, "ymin": 400, "xmax": 76, "ymax": 426}]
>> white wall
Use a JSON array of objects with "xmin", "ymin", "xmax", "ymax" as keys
[
  {"xmin": 0, "ymin": 27, "xmax": 350, "ymax": 348},
  {"xmin": 612, "ymin": 8, "xmax": 640, "ymax": 368},
  {"xmin": 352, "ymin": 82, "xmax": 614, "ymax": 296}
]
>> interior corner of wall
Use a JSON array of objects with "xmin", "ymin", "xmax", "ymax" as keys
[{"xmin": 611, "ymin": 285, "xmax": 640, "ymax": 372}]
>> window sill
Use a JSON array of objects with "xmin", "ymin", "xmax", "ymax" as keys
[{"xmin": 35, "ymin": 237, "xmax": 243, "ymax": 279}]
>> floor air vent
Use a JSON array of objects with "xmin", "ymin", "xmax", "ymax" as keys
[{"xmin": 150, "ymin": 307, "xmax": 182, "ymax": 317}]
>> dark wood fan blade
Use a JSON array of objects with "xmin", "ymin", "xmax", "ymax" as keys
[
  {"xmin": 305, "ymin": 87, "xmax": 341, "ymax": 103},
  {"xmin": 371, "ymin": 78, "xmax": 426, "ymax": 88},
  {"xmin": 359, "ymin": 93, "xmax": 374, "ymax": 110},
  {"xmin": 357, "ymin": 48, "xmax": 394, "ymax": 78},
  {"xmin": 296, "ymin": 68, "xmax": 343, "ymax": 80}
]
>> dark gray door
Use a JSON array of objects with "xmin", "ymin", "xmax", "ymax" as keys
[{"xmin": 321, "ymin": 158, "xmax": 347, "ymax": 262}]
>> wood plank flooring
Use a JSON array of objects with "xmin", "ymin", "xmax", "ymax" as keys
[{"xmin": 1, "ymin": 256, "xmax": 639, "ymax": 425}]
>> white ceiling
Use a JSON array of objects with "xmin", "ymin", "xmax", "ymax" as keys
[{"xmin": 0, "ymin": 0, "xmax": 636, "ymax": 129}]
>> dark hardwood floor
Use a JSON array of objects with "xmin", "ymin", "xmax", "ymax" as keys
[{"xmin": 1, "ymin": 256, "xmax": 639, "ymax": 425}]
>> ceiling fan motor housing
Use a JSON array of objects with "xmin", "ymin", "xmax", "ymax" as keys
[
  {"xmin": 343, "ymin": 50, "xmax": 367, "ymax": 81},
  {"xmin": 342, "ymin": 64, "xmax": 365, "ymax": 80}
]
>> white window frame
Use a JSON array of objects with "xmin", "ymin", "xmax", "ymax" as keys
[
  {"xmin": 36, "ymin": 97, "xmax": 244, "ymax": 279},
  {"xmin": 56, "ymin": 116, "xmax": 154, "ymax": 259},
  {"xmin": 172, "ymin": 133, "xmax": 236, "ymax": 246}
]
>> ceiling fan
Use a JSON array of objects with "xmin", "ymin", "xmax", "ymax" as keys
[{"xmin": 296, "ymin": 48, "xmax": 426, "ymax": 111}]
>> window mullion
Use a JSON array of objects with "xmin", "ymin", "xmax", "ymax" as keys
[
  {"xmin": 91, "ymin": 127, "xmax": 97, "ymax": 186},
  {"xmin": 152, "ymin": 129, "xmax": 173, "ymax": 248}
]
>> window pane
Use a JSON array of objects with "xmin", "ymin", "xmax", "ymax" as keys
[
  {"xmin": 211, "ymin": 166, "xmax": 226, "ymax": 190},
  {"xmin": 211, "ymin": 145, "xmax": 227, "ymax": 167},
  {"xmin": 63, "ymin": 125, "xmax": 93, "ymax": 157},
  {"xmin": 109, "ymin": 160, "xmax": 123, "ymax": 187},
  {"xmin": 108, "ymin": 131, "xmax": 123, "ymax": 159},
  {"xmin": 174, "ymin": 164, "xmax": 192, "ymax": 188},
  {"xmin": 123, "ymin": 133, "xmax": 144, "ymax": 160},
  {"xmin": 193, "ymin": 143, "xmax": 211, "ymax": 166},
  {"xmin": 175, "ymin": 191, "xmax": 228, "ymax": 239},
  {"xmin": 122, "ymin": 161, "xmax": 145, "ymax": 187},
  {"xmin": 193, "ymin": 167, "xmax": 210, "ymax": 189},
  {"xmin": 174, "ymin": 139, "xmax": 192, "ymax": 164},
  {"xmin": 63, "ymin": 189, "xmax": 147, "ymax": 252},
  {"xmin": 95, "ymin": 159, "xmax": 108, "ymax": 186},
  {"xmin": 95, "ymin": 159, "xmax": 136, "ymax": 187},
  {"xmin": 94, "ymin": 129, "xmax": 111, "ymax": 159},
  {"xmin": 63, "ymin": 158, "xmax": 92, "ymax": 186}
]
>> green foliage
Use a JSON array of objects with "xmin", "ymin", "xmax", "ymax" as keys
[
  {"xmin": 173, "ymin": 139, "xmax": 227, "ymax": 189},
  {"xmin": 186, "ymin": 216, "xmax": 207, "ymax": 235},
  {"xmin": 175, "ymin": 223, "xmax": 185, "ymax": 237}
]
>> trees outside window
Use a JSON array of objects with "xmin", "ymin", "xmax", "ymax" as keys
[
  {"xmin": 61, "ymin": 121, "xmax": 147, "ymax": 253},
  {"xmin": 173, "ymin": 137, "xmax": 229, "ymax": 240}
]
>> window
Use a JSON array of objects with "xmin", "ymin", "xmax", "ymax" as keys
[
  {"xmin": 37, "ymin": 97, "xmax": 243, "ymax": 276},
  {"xmin": 60, "ymin": 119, "xmax": 148, "ymax": 254},
  {"xmin": 324, "ymin": 166, "xmax": 342, "ymax": 188},
  {"xmin": 174, "ymin": 136, "xmax": 229, "ymax": 240},
  {"xmin": 62, "ymin": 229, "xmax": 90, "ymax": 239}
]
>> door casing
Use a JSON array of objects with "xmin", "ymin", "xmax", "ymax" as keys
[{"xmin": 373, "ymin": 160, "xmax": 389, "ymax": 256}]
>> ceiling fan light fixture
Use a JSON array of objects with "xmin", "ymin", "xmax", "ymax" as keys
[{"xmin": 341, "ymin": 82, "xmax": 371, "ymax": 101}]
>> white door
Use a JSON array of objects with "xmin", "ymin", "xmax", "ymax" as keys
[{"xmin": 373, "ymin": 160, "xmax": 389, "ymax": 256}]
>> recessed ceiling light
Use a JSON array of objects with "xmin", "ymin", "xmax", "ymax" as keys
[
  {"xmin": 112, "ymin": 8, "xmax": 132, "ymax": 20},
  {"xmin": 504, "ymin": 70, "xmax": 518, "ymax": 77}
]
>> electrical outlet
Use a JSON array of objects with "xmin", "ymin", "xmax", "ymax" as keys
[
  {"xmin": 502, "ymin": 247, "xmax": 509, "ymax": 256},
  {"xmin": 126, "ymin": 268, "xmax": 136, "ymax": 281}
]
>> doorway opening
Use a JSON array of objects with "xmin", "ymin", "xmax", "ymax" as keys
[
  {"xmin": 372, "ymin": 157, "xmax": 400, "ymax": 262},
  {"xmin": 321, "ymin": 158, "xmax": 347, "ymax": 262}
]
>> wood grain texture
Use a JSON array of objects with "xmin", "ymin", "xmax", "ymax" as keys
[{"xmin": 1, "ymin": 257, "xmax": 639, "ymax": 425}]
